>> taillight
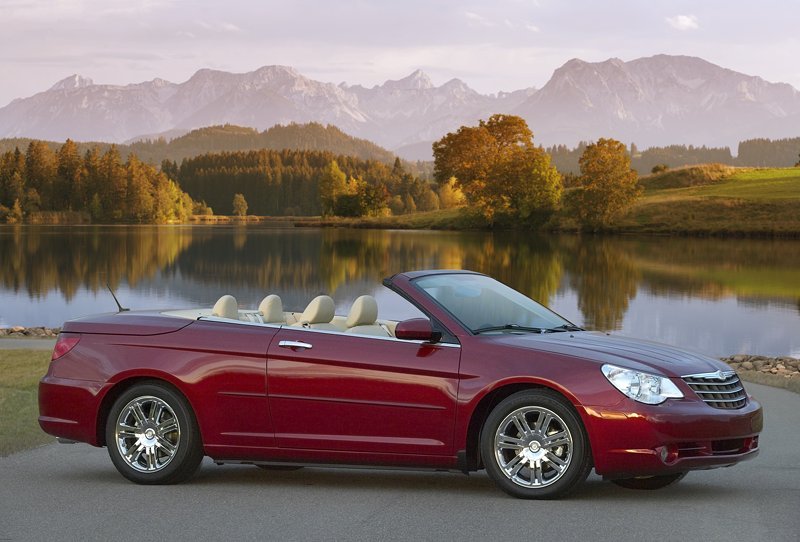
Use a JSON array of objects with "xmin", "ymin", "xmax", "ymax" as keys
[{"xmin": 52, "ymin": 333, "xmax": 80, "ymax": 361}]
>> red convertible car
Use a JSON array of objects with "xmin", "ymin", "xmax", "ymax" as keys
[{"xmin": 39, "ymin": 270, "xmax": 762, "ymax": 499}]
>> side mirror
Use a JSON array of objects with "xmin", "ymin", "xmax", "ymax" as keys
[{"xmin": 395, "ymin": 318, "xmax": 442, "ymax": 343}]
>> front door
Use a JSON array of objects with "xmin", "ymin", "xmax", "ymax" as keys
[{"xmin": 267, "ymin": 328, "xmax": 461, "ymax": 456}]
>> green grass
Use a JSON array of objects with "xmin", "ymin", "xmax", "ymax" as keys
[
  {"xmin": 613, "ymin": 167, "xmax": 800, "ymax": 236},
  {"xmin": 0, "ymin": 350, "xmax": 53, "ymax": 456}
]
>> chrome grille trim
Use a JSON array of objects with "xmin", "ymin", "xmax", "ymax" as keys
[{"xmin": 682, "ymin": 370, "xmax": 747, "ymax": 409}]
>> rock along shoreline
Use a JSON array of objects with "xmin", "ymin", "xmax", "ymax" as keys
[{"xmin": 0, "ymin": 326, "xmax": 61, "ymax": 338}]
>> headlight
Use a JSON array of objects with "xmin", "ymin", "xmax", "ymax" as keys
[{"xmin": 601, "ymin": 364, "xmax": 684, "ymax": 405}]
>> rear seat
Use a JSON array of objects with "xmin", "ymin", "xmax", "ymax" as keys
[
  {"xmin": 291, "ymin": 295, "xmax": 339, "ymax": 330},
  {"xmin": 258, "ymin": 294, "xmax": 286, "ymax": 324},
  {"xmin": 212, "ymin": 295, "xmax": 239, "ymax": 320},
  {"xmin": 208, "ymin": 293, "xmax": 394, "ymax": 337}
]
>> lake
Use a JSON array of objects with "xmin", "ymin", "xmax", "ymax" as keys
[{"xmin": 1, "ymin": 224, "xmax": 798, "ymax": 358}]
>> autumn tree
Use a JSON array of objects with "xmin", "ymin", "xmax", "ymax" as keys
[
  {"xmin": 432, "ymin": 114, "xmax": 562, "ymax": 223},
  {"xmin": 416, "ymin": 187, "xmax": 440, "ymax": 212},
  {"xmin": 318, "ymin": 160, "xmax": 347, "ymax": 216},
  {"xmin": 437, "ymin": 177, "xmax": 466, "ymax": 209},
  {"xmin": 570, "ymin": 138, "xmax": 642, "ymax": 229},
  {"xmin": 232, "ymin": 193, "xmax": 248, "ymax": 216}
]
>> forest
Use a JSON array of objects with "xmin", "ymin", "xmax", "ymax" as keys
[
  {"xmin": 169, "ymin": 150, "xmax": 445, "ymax": 216},
  {"xmin": 1, "ymin": 121, "xmax": 798, "ymax": 224},
  {"xmin": 0, "ymin": 140, "xmax": 196, "ymax": 223}
]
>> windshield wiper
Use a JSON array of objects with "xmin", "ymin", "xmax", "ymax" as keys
[
  {"xmin": 545, "ymin": 324, "xmax": 584, "ymax": 333},
  {"xmin": 474, "ymin": 324, "xmax": 545, "ymax": 334}
]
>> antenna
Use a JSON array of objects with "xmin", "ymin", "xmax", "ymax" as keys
[{"xmin": 106, "ymin": 283, "xmax": 129, "ymax": 312}]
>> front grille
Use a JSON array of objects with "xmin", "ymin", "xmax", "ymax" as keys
[{"xmin": 682, "ymin": 371, "xmax": 747, "ymax": 409}]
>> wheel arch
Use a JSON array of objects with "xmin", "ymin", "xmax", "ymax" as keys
[
  {"xmin": 96, "ymin": 375, "xmax": 198, "ymax": 447},
  {"xmin": 463, "ymin": 381, "xmax": 593, "ymax": 472}
]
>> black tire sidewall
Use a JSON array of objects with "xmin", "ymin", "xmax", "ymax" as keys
[
  {"xmin": 105, "ymin": 382, "xmax": 203, "ymax": 484},
  {"xmin": 480, "ymin": 389, "xmax": 591, "ymax": 499}
]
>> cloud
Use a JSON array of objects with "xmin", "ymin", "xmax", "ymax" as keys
[
  {"xmin": 666, "ymin": 14, "xmax": 699, "ymax": 31},
  {"xmin": 195, "ymin": 20, "xmax": 243, "ymax": 33},
  {"xmin": 465, "ymin": 11, "xmax": 494, "ymax": 27}
]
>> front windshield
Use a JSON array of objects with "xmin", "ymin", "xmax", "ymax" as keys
[{"xmin": 414, "ymin": 273, "xmax": 573, "ymax": 334}]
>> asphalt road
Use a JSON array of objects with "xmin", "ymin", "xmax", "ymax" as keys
[{"xmin": 1, "ymin": 382, "xmax": 798, "ymax": 542}]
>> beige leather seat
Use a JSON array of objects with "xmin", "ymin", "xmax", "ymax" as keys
[
  {"xmin": 345, "ymin": 295, "xmax": 390, "ymax": 336},
  {"xmin": 212, "ymin": 295, "xmax": 239, "ymax": 320},
  {"xmin": 292, "ymin": 295, "xmax": 339, "ymax": 330},
  {"xmin": 258, "ymin": 294, "xmax": 285, "ymax": 324}
]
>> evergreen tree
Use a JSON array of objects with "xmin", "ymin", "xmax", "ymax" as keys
[
  {"xmin": 25, "ymin": 141, "xmax": 57, "ymax": 210},
  {"xmin": 56, "ymin": 139, "xmax": 84, "ymax": 210}
]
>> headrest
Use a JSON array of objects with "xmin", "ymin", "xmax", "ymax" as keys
[
  {"xmin": 346, "ymin": 295, "xmax": 379, "ymax": 328},
  {"xmin": 258, "ymin": 294, "xmax": 284, "ymax": 323},
  {"xmin": 212, "ymin": 295, "xmax": 238, "ymax": 320},
  {"xmin": 299, "ymin": 295, "xmax": 335, "ymax": 325}
]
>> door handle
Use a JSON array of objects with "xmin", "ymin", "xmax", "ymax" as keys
[{"xmin": 278, "ymin": 340, "xmax": 313, "ymax": 350}]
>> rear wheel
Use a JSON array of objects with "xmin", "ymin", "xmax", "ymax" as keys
[
  {"xmin": 106, "ymin": 382, "xmax": 203, "ymax": 484},
  {"xmin": 611, "ymin": 472, "xmax": 687, "ymax": 490},
  {"xmin": 480, "ymin": 389, "xmax": 591, "ymax": 499}
]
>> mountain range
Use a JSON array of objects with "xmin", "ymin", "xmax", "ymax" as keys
[{"xmin": 1, "ymin": 55, "xmax": 798, "ymax": 160}]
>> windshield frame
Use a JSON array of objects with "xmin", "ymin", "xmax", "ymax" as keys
[{"xmin": 410, "ymin": 272, "xmax": 578, "ymax": 335}]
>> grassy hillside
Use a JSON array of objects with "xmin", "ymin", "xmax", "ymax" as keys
[{"xmin": 615, "ymin": 166, "xmax": 800, "ymax": 235}]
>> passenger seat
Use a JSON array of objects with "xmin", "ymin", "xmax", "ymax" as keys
[{"xmin": 345, "ymin": 295, "xmax": 390, "ymax": 336}]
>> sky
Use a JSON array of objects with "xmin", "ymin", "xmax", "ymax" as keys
[{"xmin": 1, "ymin": 0, "xmax": 799, "ymax": 107}]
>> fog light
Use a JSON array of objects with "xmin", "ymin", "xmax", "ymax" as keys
[{"xmin": 658, "ymin": 444, "xmax": 679, "ymax": 464}]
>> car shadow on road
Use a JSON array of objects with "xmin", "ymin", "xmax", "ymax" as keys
[{"xmin": 167, "ymin": 462, "xmax": 744, "ymax": 501}]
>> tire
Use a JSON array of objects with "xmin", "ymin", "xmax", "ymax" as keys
[
  {"xmin": 480, "ymin": 389, "xmax": 591, "ymax": 499},
  {"xmin": 106, "ymin": 382, "xmax": 203, "ymax": 484},
  {"xmin": 611, "ymin": 472, "xmax": 687, "ymax": 490}
]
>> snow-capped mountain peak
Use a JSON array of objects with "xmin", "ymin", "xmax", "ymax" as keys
[{"xmin": 48, "ymin": 74, "xmax": 94, "ymax": 91}]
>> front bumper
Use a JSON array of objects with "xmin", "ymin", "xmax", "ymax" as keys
[{"xmin": 580, "ymin": 396, "xmax": 763, "ymax": 478}]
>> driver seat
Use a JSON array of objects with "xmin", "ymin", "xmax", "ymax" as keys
[{"xmin": 345, "ymin": 295, "xmax": 390, "ymax": 336}]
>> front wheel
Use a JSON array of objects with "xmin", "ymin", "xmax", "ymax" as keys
[
  {"xmin": 480, "ymin": 389, "xmax": 591, "ymax": 499},
  {"xmin": 106, "ymin": 382, "xmax": 203, "ymax": 484},
  {"xmin": 611, "ymin": 472, "xmax": 687, "ymax": 490}
]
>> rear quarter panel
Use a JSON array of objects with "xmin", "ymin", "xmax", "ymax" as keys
[{"xmin": 43, "ymin": 318, "xmax": 277, "ymax": 451}]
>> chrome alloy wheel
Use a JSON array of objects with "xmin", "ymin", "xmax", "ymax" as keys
[
  {"xmin": 114, "ymin": 395, "xmax": 181, "ymax": 473},
  {"xmin": 493, "ymin": 406, "xmax": 573, "ymax": 488}
]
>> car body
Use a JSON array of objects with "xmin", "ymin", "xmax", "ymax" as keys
[{"xmin": 39, "ymin": 269, "xmax": 762, "ymax": 498}]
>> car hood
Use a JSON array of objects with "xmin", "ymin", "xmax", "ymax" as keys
[{"xmin": 491, "ymin": 331, "xmax": 729, "ymax": 377}]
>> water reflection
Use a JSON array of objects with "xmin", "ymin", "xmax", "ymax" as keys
[
  {"xmin": 1, "ymin": 225, "xmax": 799, "ymax": 357},
  {"xmin": 0, "ymin": 225, "xmax": 194, "ymax": 300}
]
